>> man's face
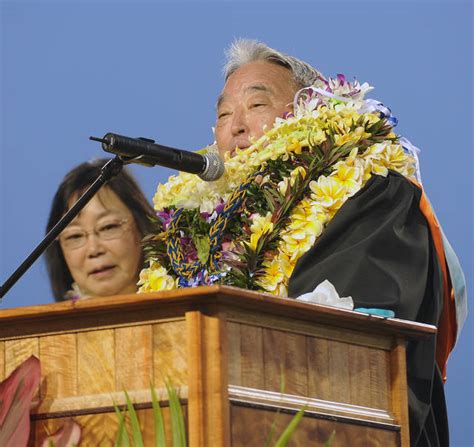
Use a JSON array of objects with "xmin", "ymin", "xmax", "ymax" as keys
[{"xmin": 215, "ymin": 61, "xmax": 297, "ymax": 157}]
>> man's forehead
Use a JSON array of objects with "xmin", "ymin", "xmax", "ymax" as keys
[{"xmin": 217, "ymin": 83, "xmax": 274, "ymax": 108}]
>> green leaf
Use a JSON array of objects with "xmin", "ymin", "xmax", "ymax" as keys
[
  {"xmin": 194, "ymin": 235, "xmax": 210, "ymax": 264},
  {"xmin": 151, "ymin": 386, "xmax": 167, "ymax": 447},
  {"xmin": 263, "ymin": 415, "xmax": 279, "ymax": 447},
  {"xmin": 262, "ymin": 189, "xmax": 276, "ymax": 213},
  {"xmin": 165, "ymin": 382, "xmax": 187, "ymax": 447},
  {"xmin": 113, "ymin": 403, "xmax": 130, "ymax": 447},
  {"xmin": 273, "ymin": 407, "xmax": 306, "ymax": 447},
  {"xmin": 279, "ymin": 368, "xmax": 286, "ymax": 395},
  {"xmin": 324, "ymin": 430, "xmax": 336, "ymax": 446},
  {"xmin": 124, "ymin": 391, "xmax": 144, "ymax": 447}
]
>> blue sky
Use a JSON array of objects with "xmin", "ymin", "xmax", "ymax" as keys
[{"xmin": 1, "ymin": 0, "xmax": 473, "ymax": 444}]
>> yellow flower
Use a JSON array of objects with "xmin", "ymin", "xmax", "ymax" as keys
[
  {"xmin": 250, "ymin": 212, "xmax": 274, "ymax": 235},
  {"xmin": 153, "ymin": 174, "xmax": 195, "ymax": 210},
  {"xmin": 257, "ymin": 257, "xmax": 285, "ymax": 292},
  {"xmin": 339, "ymin": 147, "xmax": 359, "ymax": 165},
  {"xmin": 287, "ymin": 137, "xmax": 303, "ymax": 154},
  {"xmin": 274, "ymin": 198, "xmax": 326, "ymax": 264},
  {"xmin": 277, "ymin": 251, "xmax": 294, "ymax": 279},
  {"xmin": 247, "ymin": 213, "xmax": 274, "ymax": 251},
  {"xmin": 309, "ymin": 176, "xmax": 347, "ymax": 210},
  {"xmin": 285, "ymin": 207, "xmax": 323, "ymax": 242},
  {"xmin": 290, "ymin": 166, "xmax": 307, "ymax": 182},
  {"xmin": 278, "ymin": 178, "xmax": 290, "ymax": 195},
  {"xmin": 330, "ymin": 163, "xmax": 362, "ymax": 195},
  {"xmin": 280, "ymin": 232, "xmax": 316, "ymax": 262},
  {"xmin": 137, "ymin": 260, "xmax": 176, "ymax": 293},
  {"xmin": 334, "ymin": 126, "xmax": 371, "ymax": 147},
  {"xmin": 278, "ymin": 167, "xmax": 307, "ymax": 195},
  {"xmin": 382, "ymin": 143, "xmax": 416, "ymax": 177},
  {"xmin": 244, "ymin": 233, "xmax": 259, "ymax": 251}
]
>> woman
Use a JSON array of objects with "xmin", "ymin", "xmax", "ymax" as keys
[{"xmin": 45, "ymin": 159, "xmax": 156, "ymax": 301}]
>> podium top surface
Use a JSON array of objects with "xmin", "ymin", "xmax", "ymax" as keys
[{"xmin": 0, "ymin": 285, "xmax": 436, "ymax": 340}]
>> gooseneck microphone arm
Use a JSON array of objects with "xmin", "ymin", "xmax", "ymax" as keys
[{"xmin": 0, "ymin": 157, "xmax": 124, "ymax": 300}]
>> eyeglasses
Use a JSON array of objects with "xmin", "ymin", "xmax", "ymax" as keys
[{"xmin": 59, "ymin": 219, "xmax": 130, "ymax": 250}]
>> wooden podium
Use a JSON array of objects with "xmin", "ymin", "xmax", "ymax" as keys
[{"xmin": 0, "ymin": 286, "xmax": 436, "ymax": 446}]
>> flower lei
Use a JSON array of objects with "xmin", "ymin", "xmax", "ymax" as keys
[
  {"xmin": 138, "ymin": 74, "xmax": 418, "ymax": 297},
  {"xmin": 64, "ymin": 282, "xmax": 88, "ymax": 301}
]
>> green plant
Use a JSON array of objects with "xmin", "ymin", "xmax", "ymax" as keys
[
  {"xmin": 324, "ymin": 430, "xmax": 336, "ymax": 447},
  {"xmin": 273, "ymin": 406, "xmax": 306, "ymax": 447},
  {"xmin": 113, "ymin": 383, "xmax": 186, "ymax": 447},
  {"xmin": 113, "ymin": 383, "xmax": 333, "ymax": 447}
]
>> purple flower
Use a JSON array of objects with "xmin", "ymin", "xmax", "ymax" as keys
[
  {"xmin": 180, "ymin": 236, "xmax": 198, "ymax": 262},
  {"xmin": 156, "ymin": 209, "xmax": 175, "ymax": 230},
  {"xmin": 200, "ymin": 211, "xmax": 211, "ymax": 221},
  {"xmin": 215, "ymin": 200, "xmax": 225, "ymax": 214}
]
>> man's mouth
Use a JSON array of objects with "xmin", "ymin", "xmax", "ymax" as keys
[{"xmin": 230, "ymin": 145, "xmax": 249, "ymax": 157}]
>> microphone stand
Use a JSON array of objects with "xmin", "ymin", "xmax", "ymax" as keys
[{"xmin": 0, "ymin": 156, "xmax": 125, "ymax": 301}]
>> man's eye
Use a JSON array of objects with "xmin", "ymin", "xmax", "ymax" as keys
[
  {"xmin": 218, "ymin": 111, "xmax": 231, "ymax": 119},
  {"xmin": 251, "ymin": 103, "xmax": 266, "ymax": 109}
]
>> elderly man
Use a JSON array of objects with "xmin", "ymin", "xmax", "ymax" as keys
[{"xmin": 214, "ymin": 39, "xmax": 464, "ymax": 447}]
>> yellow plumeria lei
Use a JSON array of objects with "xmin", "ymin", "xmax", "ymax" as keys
[
  {"xmin": 138, "ymin": 77, "xmax": 417, "ymax": 296},
  {"xmin": 254, "ymin": 142, "xmax": 414, "ymax": 296}
]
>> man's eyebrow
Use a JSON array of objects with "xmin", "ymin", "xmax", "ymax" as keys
[
  {"xmin": 246, "ymin": 83, "xmax": 273, "ymax": 94},
  {"xmin": 216, "ymin": 84, "xmax": 273, "ymax": 109},
  {"xmin": 216, "ymin": 93, "xmax": 226, "ymax": 110}
]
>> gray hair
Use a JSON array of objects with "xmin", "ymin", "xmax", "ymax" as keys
[{"xmin": 223, "ymin": 38, "xmax": 323, "ymax": 89}]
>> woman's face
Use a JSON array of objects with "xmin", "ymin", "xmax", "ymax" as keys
[{"xmin": 59, "ymin": 187, "xmax": 142, "ymax": 298}]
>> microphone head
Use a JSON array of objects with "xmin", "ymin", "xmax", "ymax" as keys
[{"xmin": 199, "ymin": 152, "xmax": 225, "ymax": 181}]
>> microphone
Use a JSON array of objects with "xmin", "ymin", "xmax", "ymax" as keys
[{"xmin": 89, "ymin": 133, "xmax": 225, "ymax": 181}]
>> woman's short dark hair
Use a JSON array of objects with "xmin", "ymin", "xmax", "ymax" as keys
[{"xmin": 45, "ymin": 158, "xmax": 156, "ymax": 301}]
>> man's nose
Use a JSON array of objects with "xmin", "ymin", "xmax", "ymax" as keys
[{"xmin": 231, "ymin": 109, "xmax": 248, "ymax": 136}]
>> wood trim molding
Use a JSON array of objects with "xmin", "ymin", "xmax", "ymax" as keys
[
  {"xmin": 390, "ymin": 338, "xmax": 410, "ymax": 447},
  {"xmin": 31, "ymin": 386, "xmax": 189, "ymax": 420},
  {"xmin": 186, "ymin": 310, "xmax": 230, "ymax": 447},
  {"xmin": 228, "ymin": 385, "xmax": 396, "ymax": 426}
]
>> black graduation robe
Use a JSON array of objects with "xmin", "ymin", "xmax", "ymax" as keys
[{"xmin": 288, "ymin": 170, "xmax": 448, "ymax": 446}]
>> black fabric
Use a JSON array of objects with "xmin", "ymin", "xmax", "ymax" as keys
[{"xmin": 288, "ymin": 171, "xmax": 448, "ymax": 446}]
